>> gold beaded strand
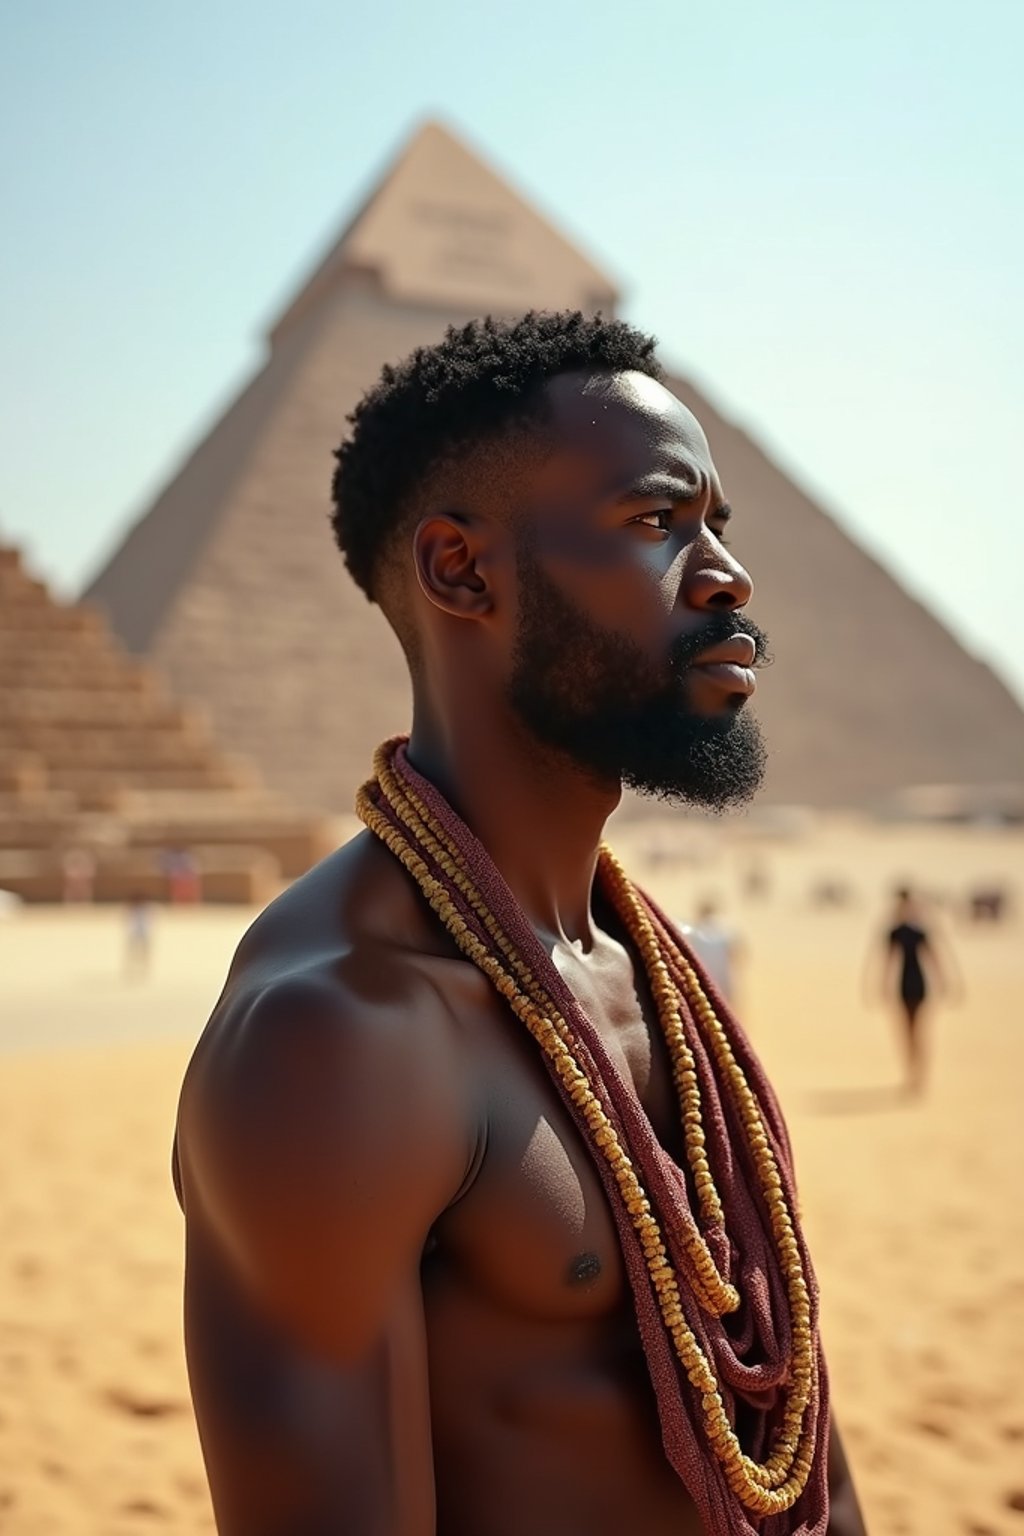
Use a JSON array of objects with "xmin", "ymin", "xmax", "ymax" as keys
[
  {"xmin": 599, "ymin": 847, "xmax": 817, "ymax": 1481},
  {"xmin": 357, "ymin": 750, "xmax": 819, "ymax": 1514},
  {"xmin": 360, "ymin": 782, "xmax": 728, "ymax": 1321},
  {"xmin": 372, "ymin": 748, "xmax": 739, "ymax": 1315}
]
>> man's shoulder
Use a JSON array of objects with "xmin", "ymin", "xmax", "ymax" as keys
[
  {"xmin": 180, "ymin": 830, "xmax": 472, "ymax": 1162},
  {"xmin": 224, "ymin": 826, "xmax": 461, "ymax": 1011},
  {"xmin": 179, "ymin": 953, "xmax": 467, "ymax": 1181},
  {"xmin": 173, "ymin": 836, "xmax": 476, "ymax": 1341}
]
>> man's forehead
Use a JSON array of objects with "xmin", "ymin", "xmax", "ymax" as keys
[{"xmin": 542, "ymin": 369, "xmax": 712, "ymax": 473}]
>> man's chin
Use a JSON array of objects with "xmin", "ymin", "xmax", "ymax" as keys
[
  {"xmin": 509, "ymin": 687, "xmax": 767, "ymax": 812},
  {"xmin": 624, "ymin": 778, "xmax": 761, "ymax": 813},
  {"xmin": 620, "ymin": 711, "xmax": 767, "ymax": 812}
]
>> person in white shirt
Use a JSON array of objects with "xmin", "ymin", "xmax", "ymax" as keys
[{"xmin": 682, "ymin": 898, "xmax": 743, "ymax": 1004}]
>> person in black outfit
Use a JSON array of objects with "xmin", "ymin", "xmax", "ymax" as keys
[{"xmin": 883, "ymin": 886, "xmax": 946, "ymax": 1094}]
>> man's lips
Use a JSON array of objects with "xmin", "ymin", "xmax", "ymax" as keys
[{"xmin": 687, "ymin": 635, "xmax": 758, "ymax": 698}]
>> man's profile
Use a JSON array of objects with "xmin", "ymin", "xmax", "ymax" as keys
[{"xmin": 173, "ymin": 312, "xmax": 865, "ymax": 1535}]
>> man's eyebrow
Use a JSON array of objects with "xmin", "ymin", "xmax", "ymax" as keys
[{"xmin": 614, "ymin": 473, "xmax": 704, "ymax": 503}]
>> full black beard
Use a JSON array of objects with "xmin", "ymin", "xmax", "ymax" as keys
[{"xmin": 507, "ymin": 545, "xmax": 770, "ymax": 810}]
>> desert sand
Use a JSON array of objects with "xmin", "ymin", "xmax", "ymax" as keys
[{"xmin": 1, "ymin": 816, "xmax": 1022, "ymax": 1535}]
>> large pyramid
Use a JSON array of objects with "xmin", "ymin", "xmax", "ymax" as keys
[{"xmin": 87, "ymin": 121, "xmax": 1024, "ymax": 812}]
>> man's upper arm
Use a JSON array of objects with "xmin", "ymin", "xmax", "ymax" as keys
[
  {"xmin": 176, "ymin": 966, "xmax": 471, "ymax": 1360},
  {"xmin": 174, "ymin": 968, "xmax": 471, "ymax": 1534}
]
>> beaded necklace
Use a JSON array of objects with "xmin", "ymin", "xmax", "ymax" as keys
[{"xmin": 358, "ymin": 739, "xmax": 828, "ymax": 1533}]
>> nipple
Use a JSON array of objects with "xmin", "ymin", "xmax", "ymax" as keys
[{"xmin": 569, "ymin": 1251, "xmax": 602, "ymax": 1285}]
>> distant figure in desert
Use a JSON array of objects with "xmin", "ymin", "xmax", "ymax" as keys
[
  {"xmin": 682, "ymin": 897, "xmax": 743, "ymax": 1004},
  {"xmin": 162, "ymin": 846, "xmax": 201, "ymax": 905},
  {"xmin": 741, "ymin": 856, "xmax": 771, "ymax": 902},
  {"xmin": 877, "ymin": 886, "xmax": 955, "ymax": 1096},
  {"xmin": 124, "ymin": 894, "xmax": 153, "ymax": 979},
  {"xmin": 61, "ymin": 846, "xmax": 96, "ymax": 903}
]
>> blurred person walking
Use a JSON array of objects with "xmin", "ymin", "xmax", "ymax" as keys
[
  {"xmin": 124, "ymin": 893, "xmax": 153, "ymax": 979},
  {"xmin": 162, "ymin": 846, "xmax": 201, "ymax": 904},
  {"xmin": 681, "ymin": 897, "xmax": 744, "ymax": 1005},
  {"xmin": 874, "ymin": 886, "xmax": 956, "ymax": 1096}
]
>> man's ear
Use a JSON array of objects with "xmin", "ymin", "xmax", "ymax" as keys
[{"xmin": 412, "ymin": 513, "xmax": 494, "ymax": 619}]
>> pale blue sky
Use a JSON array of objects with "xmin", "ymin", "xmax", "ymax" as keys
[{"xmin": 2, "ymin": 0, "xmax": 1022, "ymax": 702}]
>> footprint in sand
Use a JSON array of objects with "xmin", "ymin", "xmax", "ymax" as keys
[
  {"xmin": 933, "ymin": 1383, "xmax": 971, "ymax": 1410},
  {"xmin": 120, "ymin": 1497, "xmax": 168, "ymax": 1518},
  {"xmin": 914, "ymin": 1417, "xmax": 952, "ymax": 1439},
  {"xmin": 103, "ymin": 1386, "xmax": 186, "ymax": 1418},
  {"xmin": 174, "ymin": 1473, "xmax": 208, "ymax": 1501},
  {"xmin": 133, "ymin": 1334, "xmax": 169, "ymax": 1360}
]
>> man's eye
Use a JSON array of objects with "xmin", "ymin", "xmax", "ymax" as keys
[
  {"xmin": 631, "ymin": 509, "xmax": 673, "ymax": 532},
  {"xmin": 629, "ymin": 510, "xmax": 731, "ymax": 546}
]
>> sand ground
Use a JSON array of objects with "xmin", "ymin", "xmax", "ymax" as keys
[{"xmin": 1, "ymin": 817, "xmax": 1022, "ymax": 1535}]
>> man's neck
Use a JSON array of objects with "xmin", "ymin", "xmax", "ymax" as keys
[{"xmin": 407, "ymin": 706, "xmax": 618, "ymax": 950}]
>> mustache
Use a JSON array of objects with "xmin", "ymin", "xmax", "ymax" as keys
[{"xmin": 670, "ymin": 613, "xmax": 772, "ymax": 674}]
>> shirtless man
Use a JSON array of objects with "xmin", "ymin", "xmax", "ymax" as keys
[{"xmin": 173, "ymin": 312, "xmax": 865, "ymax": 1535}]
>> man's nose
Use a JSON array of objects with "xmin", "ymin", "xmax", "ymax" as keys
[{"xmin": 684, "ymin": 538, "xmax": 753, "ymax": 612}]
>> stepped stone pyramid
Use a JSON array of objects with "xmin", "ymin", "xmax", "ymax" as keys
[
  {"xmin": 0, "ymin": 545, "xmax": 333, "ymax": 902},
  {"xmin": 87, "ymin": 121, "xmax": 1024, "ymax": 811}
]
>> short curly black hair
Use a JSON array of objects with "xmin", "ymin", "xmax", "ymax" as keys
[{"xmin": 330, "ymin": 309, "xmax": 662, "ymax": 602}]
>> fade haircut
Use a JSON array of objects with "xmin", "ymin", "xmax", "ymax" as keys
[{"xmin": 330, "ymin": 310, "xmax": 662, "ymax": 605}]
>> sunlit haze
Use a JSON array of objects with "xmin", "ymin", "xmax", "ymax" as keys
[{"xmin": 2, "ymin": 0, "xmax": 1021, "ymax": 702}]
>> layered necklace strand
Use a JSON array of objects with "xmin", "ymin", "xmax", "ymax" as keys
[{"xmin": 357, "ymin": 740, "xmax": 819, "ymax": 1516}]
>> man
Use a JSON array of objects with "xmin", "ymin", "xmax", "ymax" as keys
[{"xmin": 173, "ymin": 312, "xmax": 865, "ymax": 1535}]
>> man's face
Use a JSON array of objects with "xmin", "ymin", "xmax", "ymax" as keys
[{"xmin": 505, "ymin": 371, "xmax": 768, "ymax": 809}]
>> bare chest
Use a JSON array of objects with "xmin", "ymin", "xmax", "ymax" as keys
[{"xmin": 425, "ymin": 938, "xmax": 681, "ymax": 1326}]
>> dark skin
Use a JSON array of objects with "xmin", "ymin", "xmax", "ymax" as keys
[{"xmin": 174, "ymin": 371, "xmax": 866, "ymax": 1535}]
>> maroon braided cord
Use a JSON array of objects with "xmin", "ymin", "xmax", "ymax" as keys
[{"xmin": 364, "ymin": 740, "xmax": 830, "ymax": 1535}]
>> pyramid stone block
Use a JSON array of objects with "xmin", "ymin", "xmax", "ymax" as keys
[{"xmin": 0, "ymin": 546, "xmax": 335, "ymax": 901}]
